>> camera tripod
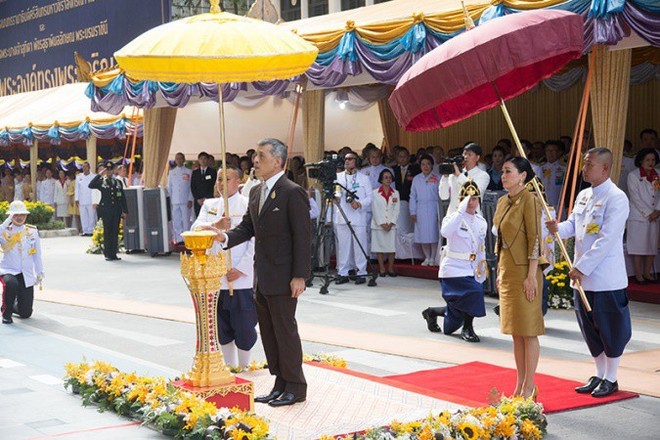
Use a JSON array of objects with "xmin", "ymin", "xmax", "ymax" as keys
[{"xmin": 307, "ymin": 183, "xmax": 378, "ymax": 294}]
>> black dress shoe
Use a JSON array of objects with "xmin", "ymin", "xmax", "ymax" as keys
[
  {"xmin": 388, "ymin": 272, "xmax": 398, "ymax": 277},
  {"xmin": 354, "ymin": 277, "xmax": 366, "ymax": 285},
  {"xmin": 254, "ymin": 390, "xmax": 283, "ymax": 404},
  {"xmin": 421, "ymin": 308, "xmax": 441, "ymax": 333},
  {"xmin": 493, "ymin": 304, "xmax": 500, "ymax": 316},
  {"xmin": 575, "ymin": 376, "xmax": 602, "ymax": 394},
  {"xmin": 461, "ymin": 327, "xmax": 480, "ymax": 343},
  {"xmin": 2, "ymin": 316, "xmax": 12, "ymax": 324},
  {"xmin": 591, "ymin": 379, "xmax": 618, "ymax": 398},
  {"xmin": 379, "ymin": 272, "xmax": 387, "ymax": 277},
  {"xmin": 335, "ymin": 276, "xmax": 349, "ymax": 285},
  {"xmin": 268, "ymin": 392, "xmax": 306, "ymax": 407}
]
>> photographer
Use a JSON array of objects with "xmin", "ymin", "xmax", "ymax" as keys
[
  {"xmin": 439, "ymin": 143, "xmax": 490, "ymax": 216},
  {"xmin": 334, "ymin": 153, "xmax": 373, "ymax": 285}
]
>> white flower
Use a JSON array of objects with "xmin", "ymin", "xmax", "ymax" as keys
[
  {"xmin": 85, "ymin": 369, "xmax": 96, "ymax": 386},
  {"xmin": 213, "ymin": 407, "xmax": 231, "ymax": 422}
]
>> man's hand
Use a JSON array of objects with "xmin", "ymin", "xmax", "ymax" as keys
[
  {"xmin": 92, "ymin": 204, "xmax": 97, "ymax": 210},
  {"xmin": 569, "ymin": 267, "xmax": 584, "ymax": 285},
  {"xmin": 453, "ymin": 163, "xmax": 461, "ymax": 176},
  {"xmin": 545, "ymin": 219, "xmax": 558, "ymax": 234},
  {"xmin": 290, "ymin": 277, "xmax": 306, "ymax": 298},
  {"xmin": 199, "ymin": 225, "xmax": 226, "ymax": 242},
  {"xmin": 350, "ymin": 201, "xmax": 360, "ymax": 210},
  {"xmin": 187, "ymin": 201, "xmax": 193, "ymax": 209},
  {"xmin": 213, "ymin": 216, "xmax": 231, "ymax": 230},
  {"xmin": 197, "ymin": 198, "xmax": 205, "ymax": 206},
  {"xmin": 410, "ymin": 214, "xmax": 417, "ymax": 223},
  {"xmin": 226, "ymin": 268, "xmax": 244, "ymax": 282}
]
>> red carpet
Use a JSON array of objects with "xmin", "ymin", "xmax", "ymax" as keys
[
  {"xmin": 627, "ymin": 277, "xmax": 660, "ymax": 304},
  {"xmin": 390, "ymin": 261, "xmax": 438, "ymax": 280},
  {"xmin": 384, "ymin": 362, "xmax": 638, "ymax": 414}
]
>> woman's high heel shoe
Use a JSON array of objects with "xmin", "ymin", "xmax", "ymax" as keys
[{"xmin": 529, "ymin": 385, "xmax": 538, "ymax": 402}]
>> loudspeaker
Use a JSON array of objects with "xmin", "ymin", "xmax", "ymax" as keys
[
  {"xmin": 123, "ymin": 187, "xmax": 145, "ymax": 251},
  {"xmin": 143, "ymin": 187, "xmax": 171, "ymax": 256}
]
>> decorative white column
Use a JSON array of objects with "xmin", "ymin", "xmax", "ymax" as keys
[
  {"xmin": 366, "ymin": 0, "xmax": 374, "ymax": 6},
  {"xmin": 301, "ymin": 0, "xmax": 309, "ymax": 18}
]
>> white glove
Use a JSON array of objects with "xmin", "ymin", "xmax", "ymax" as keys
[{"xmin": 458, "ymin": 196, "xmax": 470, "ymax": 213}]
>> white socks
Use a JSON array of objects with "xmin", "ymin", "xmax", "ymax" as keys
[
  {"xmin": 594, "ymin": 352, "xmax": 607, "ymax": 378},
  {"xmin": 604, "ymin": 356, "xmax": 621, "ymax": 383},
  {"xmin": 221, "ymin": 342, "xmax": 238, "ymax": 367},
  {"xmin": 594, "ymin": 352, "xmax": 620, "ymax": 382},
  {"xmin": 237, "ymin": 348, "xmax": 251, "ymax": 368}
]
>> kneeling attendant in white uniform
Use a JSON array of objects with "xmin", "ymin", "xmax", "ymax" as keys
[
  {"xmin": 1, "ymin": 201, "xmax": 44, "ymax": 324},
  {"xmin": 422, "ymin": 180, "xmax": 487, "ymax": 342},
  {"xmin": 191, "ymin": 166, "xmax": 257, "ymax": 369}
]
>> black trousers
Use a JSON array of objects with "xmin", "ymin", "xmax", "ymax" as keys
[
  {"xmin": 255, "ymin": 290, "xmax": 306, "ymax": 396},
  {"xmin": 99, "ymin": 207, "xmax": 122, "ymax": 259},
  {"xmin": 1, "ymin": 274, "xmax": 33, "ymax": 319}
]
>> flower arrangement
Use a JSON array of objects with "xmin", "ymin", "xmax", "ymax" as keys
[
  {"xmin": 64, "ymin": 361, "xmax": 273, "ymax": 439},
  {"xmin": 320, "ymin": 395, "xmax": 546, "ymax": 440},
  {"xmin": 87, "ymin": 219, "xmax": 124, "ymax": 254},
  {"xmin": 0, "ymin": 200, "xmax": 61, "ymax": 228},
  {"xmin": 228, "ymin": 353, "xmax": 347, "ymax": 373},
  {"xmin": 545, "ymin": 260, "xmax": 574, "ymax": 309}
]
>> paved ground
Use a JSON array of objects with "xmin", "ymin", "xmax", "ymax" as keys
[{"xmin": 0, "ymin": 236, "xmax": 658, "ymax": 439}]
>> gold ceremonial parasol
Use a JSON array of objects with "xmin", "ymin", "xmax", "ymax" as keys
[{"xmin": 113, "ymin": 0, "xmax": 317, "ymax": 281}]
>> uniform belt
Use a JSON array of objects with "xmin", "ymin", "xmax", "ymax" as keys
[{"xmin": 446, "ymin": 249, "xmax": 476, "ymax": 261}]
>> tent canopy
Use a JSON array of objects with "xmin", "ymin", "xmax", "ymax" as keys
[{"xmin": 0, "ymin": 83, "xmax": 142, "ymax": 146}]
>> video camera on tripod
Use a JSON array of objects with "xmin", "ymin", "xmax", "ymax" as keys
[
  {"xmin": 304, "ymin": 154, "xmax": 345, "ymax": 192},
  {"xmin": 438, "ymin": 155, "xmax": 465, "ymax": 175}
]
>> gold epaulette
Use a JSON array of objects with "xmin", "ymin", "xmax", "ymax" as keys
[{"xmin": 26, "ymin": 224, "xmax": 37, "ymax": 229}]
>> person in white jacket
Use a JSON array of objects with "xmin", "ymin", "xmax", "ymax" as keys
[
  {"xmin": 190, "ymin": 166, "xmax": 256, "ymax": 368},
  {"xmin": 1, "ymin": 201, "xmax": 44, "ymax": 324},
  {"xmin": 167, "ymin": 152, "xmax": 194, "ymax": 244},
  {"xmin": 75, "ymin": 162, "xmax": 97, "ymax": 236},
  {"xmin": 439, "ymin": 143, "xmax": 490, "ymax": 216},
  {"xmin": 371, "ymin": 169, "xmax": 400, "ymax": 276},
  {"xmin": 625, "ymin": 148, "xmax": 660, "ymax": 283}
]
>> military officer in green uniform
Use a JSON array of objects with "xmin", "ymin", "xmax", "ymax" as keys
[{"xmin": 89, "ymin": 161, "xmax": 128, "ymax": 261}]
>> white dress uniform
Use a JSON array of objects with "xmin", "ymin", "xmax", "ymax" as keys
[
  {"xmin": 371, "ymin": 187, "xmax": 400, "ymax": 253},
  {"xmin": 360, "ymin": 164, "xmax": 395, "ymax": 191},
  {"xmin": 557, "ymin": 178, "xmax": 631, "ymax": 361},
  {"xmin": 13, "ymin": 180, "xmax": 24, "ymax": 201},
  {"xmin": 438, "ymin": 198, "xmax": 488, "ymax": 283},
  {"xmin": 191, "ymin": 193, "xmax": 254, "ymax": 289},
  {"xmin": 167, "ymin": 165, "xmax": 194, "ymax": 242},
  {"xmin": 439, "ymin": 167, "xmax": 490, "ymax": 216},
  {"xmin": 75, "ymin": 172, "xmax": 98, "ymax": 234},
  {"xmin": 0, "ymin": 218, "xmax": 44, "ymax": 321},
  {"xmin": 334, "ymin": 170, "xmax": 373, "ymax": 276},
  {"xmin": 410, "ymin": 172, "xmax": 440, "ymax": 244},
  {"xmin": 626, "ymin": 168, "xmax": 660, "ymax": 255},
  {"xmin": 54, "ymin": 180, "xmax": 70, "ymax": 218},
  {"xmin": 539, "ymin": 160, "xmax": 566, "ymax": 208},
  {"xmin": 618, "ymin": 155, "xmax": 636, "ymax": 195},
  {"xmin": 37, "ymin": 178, "xmax": 57, "ymax": 207}
]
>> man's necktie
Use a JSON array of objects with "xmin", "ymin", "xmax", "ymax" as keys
[
  {"xmin": 258, "ymin": 184, "xmax": 268, "ymax": 214},
  {"xmin": 464, "ymin": 171, "xmax": 468, "ymax": 177}
]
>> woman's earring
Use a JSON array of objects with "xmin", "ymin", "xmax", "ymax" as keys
[{"xmin": 519, "ymin": 180, "xmax": 523, "ymax": 186}]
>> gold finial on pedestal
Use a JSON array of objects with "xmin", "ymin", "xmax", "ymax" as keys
[
  {"xmin": 180, "ymin": 231, "xmax": 233, "ymax": 387},
  {"xmin": 209, "ymin": 0, "xmax": 222, "ymax": 14}
]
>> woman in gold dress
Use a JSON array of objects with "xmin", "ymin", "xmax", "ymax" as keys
[{"xmin": 493, "ymin": 157, "xmax": 544, "ymax": 399}]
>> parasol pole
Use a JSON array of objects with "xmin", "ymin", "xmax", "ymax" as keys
[
  {"xmin": 285, "ymin": 82, "xmax": 305, "ymax": 172},
  {"xmin": 492, "ymin": 84, "xmax": 591, "ymax": 312},
  {"xmin": 217, "ymin": 83, "xmax": 234, "ymax": 296}
]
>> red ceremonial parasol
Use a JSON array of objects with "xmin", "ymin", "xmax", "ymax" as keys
[{"xmin": 389, "ymin": 9, "xmax": 591, "ymax": 311}]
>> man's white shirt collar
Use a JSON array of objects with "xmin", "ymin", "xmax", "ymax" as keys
[{"xmin": 263, "ymin": 170, "xmax": 285, "ymax": 192}]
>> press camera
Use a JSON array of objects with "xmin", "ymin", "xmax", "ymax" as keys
[
  {"xmin": 438, "ymin": 155, "xmax": 465, "ymax": 175},
  {"xmin": 305, "ymin": 154, "xmax": 345, "ymax": 189}
]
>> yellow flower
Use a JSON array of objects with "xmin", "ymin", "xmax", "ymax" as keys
[
  {"xmin": 520, "ymin": 419, "xmax": 543, "ymax": 440},
  {"xmin": 557, "ymin": 282, "xmax": 565, "ymax": 287},
  {"xmin": 494, "ymin": 414, "xmax": 516, "ymax": 438},
  {"xmin": 28, "ymin": 247, "xmax": 36, "ymax": 255},
  {"xmin": 586, "ymin": 222, "xmax": 600, "ymax": 234}
]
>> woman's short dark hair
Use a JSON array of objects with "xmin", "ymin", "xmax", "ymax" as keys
[
  {"xmin": 634, "ymin": 148, "xmax": 660, "ymax": 168},
  {"xmin": 377, "ymin": 168, "xmax": 394, "ymax": 184},
  {"xmin": 418, "ymin": 154, "xmax": 434, "ymax": 166},
  {"xmin": 505, "ymin": 157, "xmax": 536, "ymax": 183}
]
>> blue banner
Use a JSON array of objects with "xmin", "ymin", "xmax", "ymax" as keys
[{"xmin": 0, "ymin": 0, "xmax": 170, "ymax": 96}]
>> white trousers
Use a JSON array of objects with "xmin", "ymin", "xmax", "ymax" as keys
[
  {"xmin": 171, "ymin": 203, "xmax": 191, "ymax": 242},
  {"xmin": 79, "ymin": 204, "xmax": 97, "ymax": 234},
  {"xmin": 335, "ymin": 223, "xmax": 368, "ymax": 276}
]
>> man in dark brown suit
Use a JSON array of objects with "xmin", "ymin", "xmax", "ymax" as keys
[{"xmin": 208, "ymin": 138, "xmax": 311, "ymax": 407}]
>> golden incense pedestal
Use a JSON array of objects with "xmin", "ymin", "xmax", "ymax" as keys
[{"xmin": 180, "ymin": 231, "xmax": 233, "ymax": 387}]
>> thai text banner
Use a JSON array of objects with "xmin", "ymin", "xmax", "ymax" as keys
[{"xmin": 0, "ymin": 0, "xmax": 170, "ymax": 96}]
